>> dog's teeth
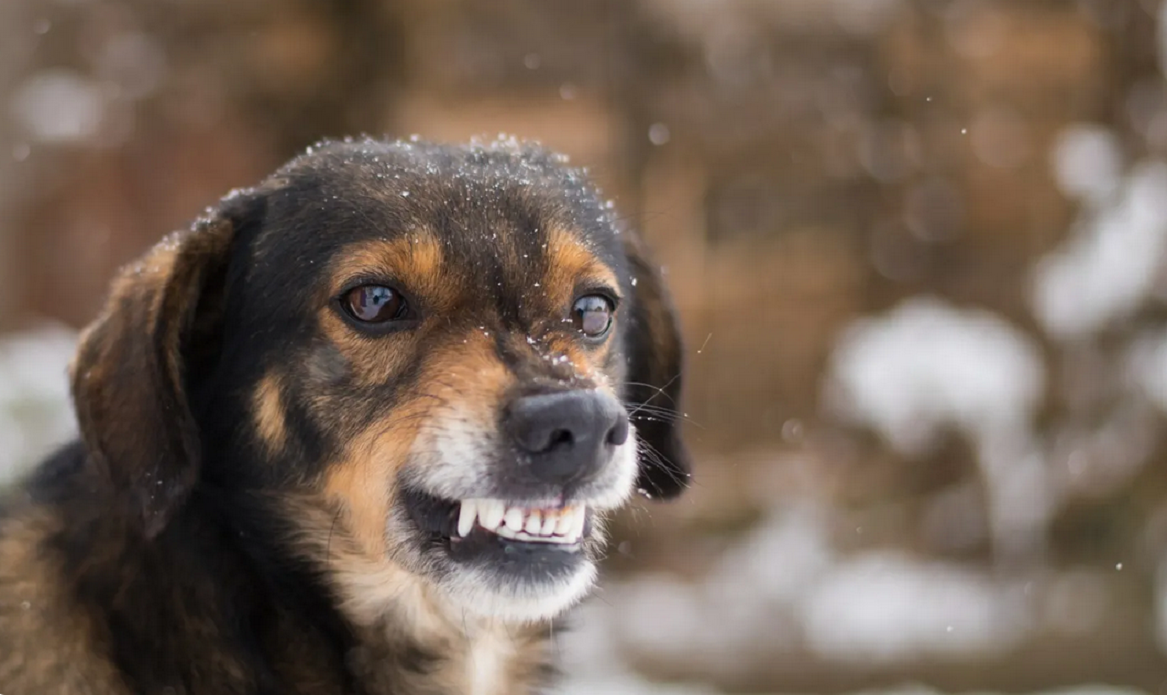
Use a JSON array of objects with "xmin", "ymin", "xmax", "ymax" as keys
[
  {"xmin": 459, "ymin": 500, "xmax": 586, "ymax": 543},
  {"xmin": 503, "ymin": 506, "xmax": 525, "ymax": 532},
  {"xmin": 479, "ymin": 499, "xmax": 505, "ymax": 531},
  {"xmin": 457, "ymin": 500, "xmax": 478, "ymax": 538},
  {"xmin": 569, "ymin": 506, "xmax": 587, "ymax": 541},
  {"xmin": 554, "ymin": 508, "xmax": 575, "ymax": 536}
]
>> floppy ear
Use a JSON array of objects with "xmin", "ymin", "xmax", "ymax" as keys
[
  {"xmin": 622, "ymin": 234, "xmax": 692, "ymax": 500},
  {"xmin": 69, "ymin": 202, "xmax": 244, "ymax": 538}
]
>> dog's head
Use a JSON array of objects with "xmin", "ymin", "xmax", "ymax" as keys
[{"xmin": 68, "ymin": 137, "xmax": 690, "ymax": 624}]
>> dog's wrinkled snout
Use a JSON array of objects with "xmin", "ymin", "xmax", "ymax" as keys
[{"xmin": 506, "ymin": 391, "xmax": 629, "ymax": 485}]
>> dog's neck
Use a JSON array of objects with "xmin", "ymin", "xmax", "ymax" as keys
[
  {"xmin": 350, "ymin": 613, "xmax": 548, "ymax": 695},
  {"xmin": 191, "ymin": 485, "xmax": 552, "ymax": 694},
  {"xmin": 332, "ymin": 557, "xmax": 552, "ymax": 695},
  {"xmin": 236, "ymin": 490, "xmax": 546, "ymax": 694}
]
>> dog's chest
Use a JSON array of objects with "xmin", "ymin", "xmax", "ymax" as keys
[
  {"xmin": 464, "ymin": 634, "xmax": 511, "ymax": 695},
  {"xmin": 345, "ymin": 621, "xmax": 530, "ymax": 695}
]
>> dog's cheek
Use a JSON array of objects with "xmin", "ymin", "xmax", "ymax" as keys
[{"xmin": 321, "ymin": 400, "xmax": 429, "ymax": 558}]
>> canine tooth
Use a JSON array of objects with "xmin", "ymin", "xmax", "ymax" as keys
[
  {"xmin": 524, "ymin": 511, "xmax": 543, "ymax": 534},
  {"xmin": 479, "ymin": 499, "xmax": 505, "ymax": 531},
  {"xmin": 457, "ymin": 500, "xmax": 478, "ymax": 538},
  {"xmin": 540, "ymin": 512, "xmax": 558, "ymax": 535},
  {"xmin": 569, "ymin": 506, "xmax": 586, "ymax": 540},
  {"xmin": 503, "ymin": 506, "xmax": 525, "ymax": 531},
  {"xmin": 554, "ymin": 507, "xmax": 575, "ymax": 536}
]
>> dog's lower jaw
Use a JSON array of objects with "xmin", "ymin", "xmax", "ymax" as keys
[
  {"xmin": 327, "ymin": 516, "xmax": 603, "ymax": 624},
  {"xmin": 439, "ymin": 557, "xmax": 600, "ymax": 624}
]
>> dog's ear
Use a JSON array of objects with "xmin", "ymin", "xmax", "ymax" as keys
[
  {"xmin": 69, "ymin": 194, "xmax": 258, "ymax": 537},
  {"xmin": 622, "ymin": 234, "xmax": 692, "ymax": 500}
]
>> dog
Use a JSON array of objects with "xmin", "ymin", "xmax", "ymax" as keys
[{"xmin": 0, "ymin": 136, "xmax": 689, "ymax": 694}]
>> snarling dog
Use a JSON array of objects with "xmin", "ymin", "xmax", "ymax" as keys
[{"xmin": 0, "ymin": 138, "xmax": 689, "ymax": 694}]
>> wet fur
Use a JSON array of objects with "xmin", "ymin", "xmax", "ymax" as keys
[{"xmin": 0, "ymin": 138, "xmax": 689, "ymax": 694}]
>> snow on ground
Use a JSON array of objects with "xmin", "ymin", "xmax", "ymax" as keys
[
  {"xmin": 800, "ymin": 553, "xmax": 1029, "ymax": 663},
  {"xmin": 560, "ymin": 505, "xmax": 1037, "ymax": 686}
]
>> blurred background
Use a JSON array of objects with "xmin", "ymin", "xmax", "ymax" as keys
[{"xmin": 2, "ymin": 0, "xmax": 1166, "ymax": 693}]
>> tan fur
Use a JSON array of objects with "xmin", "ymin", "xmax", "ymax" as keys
[
  {"xmin": 322, "ymin": 331, "xmax": 511, "ymax": 563},
  {"xmin": 253, "ymin": 372, "xmax": 289, "ymax": 454},
  {"xmin": 326, "ymin": 233, "xmax": 452, "ymax": 308},
  {"xmin": 277, "ymin": 493, "xmax": 544, "ymax": 695},
  {"xmin": 421, "ymin": 331, "xmax": 514, "ymax": 416},
  {"xmin": 319, "ymin": 233, "xmax": 457, "ymax": 389},
  {"xmin": 321, "ymin": 402, "xmax": 421, "ymax": 561},
  {"xmin": 545, "ymin": 226, "xmax": 620, "ymax": 310}
]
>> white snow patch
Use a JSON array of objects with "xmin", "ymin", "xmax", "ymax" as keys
[
  {"xmin": 573, "ymin": 507, "xmax": 832, "ymax": 675},
  {"xmin": 1124, "ymin": 329, "xmax": 1167, "ymax": 413},
  {"xmin": 0, "ymin": 324, "xmax": 78, "ymax": 484},
  {"xmin": 10, "ymin": 69, "xmax": 106, "ymax": 143},
  {"xmin": 824, "ymin": 298, "xmax": 1050, "ymax": 562},
  {"xmin": 800, "ymin": 553, "xmax": 1029, "ymax": 663},
  {"xmin": 565, "ymin": 525, "xmax": 1035, "ymax": 677},
  {"xmin": 1051, "ymin": 125, "xmax": 1123, "ymax": 202},
  {"xmin": 1032, "ymin": 160, "xmax": 1167, "ymax": 339},
  {"xmin": 824, "ymin": 296, "xmax": 1044, "ymax": 456}
]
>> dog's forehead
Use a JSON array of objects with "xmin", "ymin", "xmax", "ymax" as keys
[{"xmin": 250, "ymin": 139, "xmax": 627, "ymax": 282}]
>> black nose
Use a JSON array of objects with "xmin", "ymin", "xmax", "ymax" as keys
[{"xmin": 506, "ymin": 390, "xmax": 629, "ymax": 486}]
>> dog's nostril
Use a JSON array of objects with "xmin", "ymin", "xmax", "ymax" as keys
[
  {"xmin": 507, "ymin": 391, "xmax": 626, "ymax": 484},
  {"xmin": 548, "ymin": 428, "xmax": 574, "ymax": 450},
  {"xmin": 606, "ymin": 415, "xmax": 629, "ymax": 446}
]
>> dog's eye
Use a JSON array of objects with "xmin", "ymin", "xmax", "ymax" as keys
[
  {"xmin": 572, "ymin": 295, "xmax": 613, "ymax": 338},
  {"xmin": 342, "ymin": 285, "xmax": 408, "ymax": 323}
]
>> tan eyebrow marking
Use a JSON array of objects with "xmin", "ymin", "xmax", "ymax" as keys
[
  {"xmin": 327, "ymin": 232, "xmax": 453, "ymax": 310},
  {"xmin": 544, "ymin": 227, "xmax": 619, "ymax": 310}
]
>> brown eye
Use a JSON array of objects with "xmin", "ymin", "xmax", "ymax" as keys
[
  {"xmin": 572, "ymin": 294, "xmax": 613, "ymax": 339},
  {"xmin": 342, "ymin": 285, "xmax": 407, "ymax": 323}
]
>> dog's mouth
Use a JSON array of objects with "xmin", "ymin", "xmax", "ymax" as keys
[
  {"xmin": 401, "ymin": 488, "xmax": 594, "ymax": 555},
  {"xmin": 455, "ymin": 498, "xmax": 589, "ymax": 545}
]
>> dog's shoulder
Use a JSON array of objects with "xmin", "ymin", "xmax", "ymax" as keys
[
  {"xmin": 0, "ymin": 444, "xmax": 133, "ymax": 693},
  {"xmin": 0, "ymin": 445, "xmax": 339, "ymax": 694},
  {"xmin": 0, "ymin": 444, "xmax": 441, "ymax": 695}
]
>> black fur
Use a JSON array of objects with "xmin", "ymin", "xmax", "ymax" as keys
[{"xmin": 0, "ymin": 137, "xmax": 689, "ymax": 694}]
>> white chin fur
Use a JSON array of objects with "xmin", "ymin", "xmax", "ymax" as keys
[{"xmin": 440, "ymin": 561, "xmax": 598, "ymax": 624}]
